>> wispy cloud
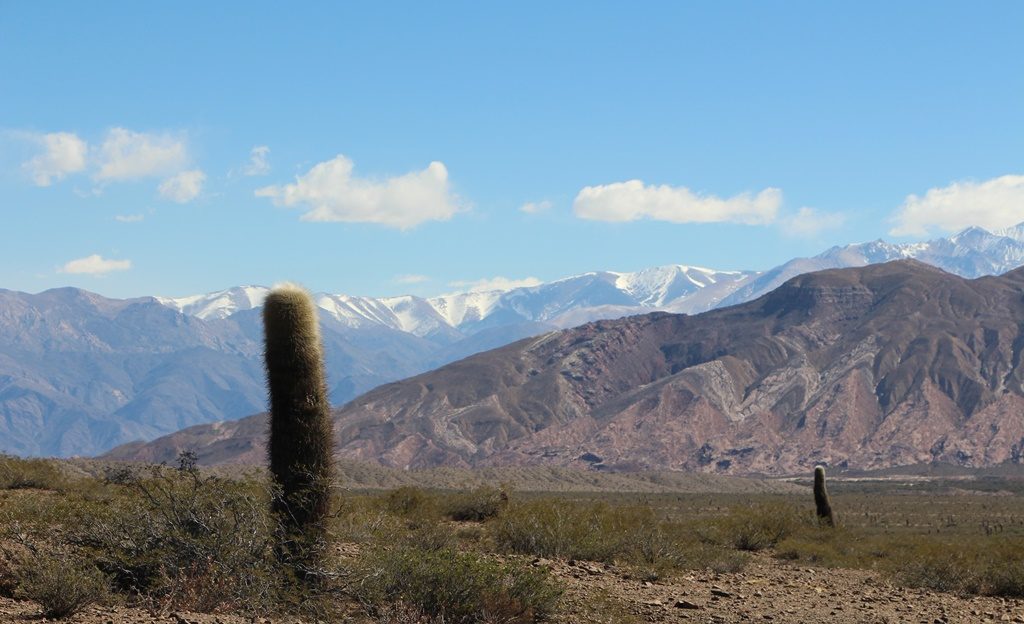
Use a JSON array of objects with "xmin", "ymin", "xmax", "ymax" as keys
[
  {"xmin": 448, "ymin": 276, "xmax": 542, "ymax": 293},
  {"xmin": 114, "ymin": 214, "xmax": 145, "ymax": 223},
  {"xmin": 890, "ymin": 175, "xmax": 1024, "ymax": 236},
  {"xmin": 19, "ymin": 127, "xmax": 207, "ymax": 203},
  {"xmin": 242, "ymin": 145, "xmax": 270, "ymax": 176},
  {"xmin": 255, "ymin": 154, "xmax": 462, "ymax": 229},
  {"xmin": 158, "ymin": 169, "xmax": 205, "ymax": 203},
  {"xmin": 780, "ymin": 207, "xmax": 846, "ymax": 237},
  {"xmin": 94, "ymin": 128, "xmax": 188, "ymax": 181},
  {"xmin": 59, "ymin": 254, "xmax": 132, "ymax": 275},
  {"xmin": 573, "ymin": 180, "xmax": 781, "ymax": 225},
  {"xmin": 394, "ymin": 274, "xmax": 430, "ymax": 284},
  {"xmin": 23, "ymin": 132, "xmax": 89, "ymax": 187},
  {"xmin": 520, "ymin": 199, "xmax": 552, "ymax": 214}
]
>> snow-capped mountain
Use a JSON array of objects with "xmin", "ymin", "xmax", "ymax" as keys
[
  {"xmin": 155, "ymin": 223, "xmax": 1024, "ymax": 336},
  {"xmin": 7, "ymin": 223, "xmax": 1024, "ymax": 459},
  {"xmin": 156, "ymin": 265, "xmax": 757, "ymax": 336},
  {"xmin": 156, "ymin": 286, "xmax": 269, "ymax": 320},
  {"xmin": 719, "ymin": 224, "xmax": 1024, "ymax": 307}
]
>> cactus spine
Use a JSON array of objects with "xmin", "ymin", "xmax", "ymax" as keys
[
  {"xmin": 263, "ymin": 283, "xmax": 334, "ymax": 573},
  {"xmin": 813, "ymin": 465, "xmax": 835, "ymax": 527}
]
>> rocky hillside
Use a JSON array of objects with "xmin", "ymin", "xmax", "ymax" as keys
[
  {"xmin": 108, "ymin": 260, "xmax": 1024, "ymax": 475},
  {"xmin": 13, "ymin": 223, "xmax": 1024, "ymax": 458}
]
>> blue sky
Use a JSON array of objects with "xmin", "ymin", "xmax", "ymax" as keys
[{"xmin": 2, "ymin": 1, "xmax": 1022, "ymax": 299}]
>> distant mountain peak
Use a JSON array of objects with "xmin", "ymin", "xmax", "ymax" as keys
[
  {"xmin": 113, "ymin": 259, "xmax": 1024, "ymax": 474},
  {"xmin": 13, "ymin": 222, "xmax": 1024, "ymax": 459}
]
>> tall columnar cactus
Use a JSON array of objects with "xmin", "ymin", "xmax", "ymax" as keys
[
  {"xmin": 813, "ymin": 465, "xmax": 835, "ymax": 527},
  {"xmin": 263, "ymin": 283, "xmax": 334, "ymax": 572}
]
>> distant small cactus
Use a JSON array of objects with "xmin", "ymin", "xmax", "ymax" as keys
[
  {"xmin": 813, "ymin": 465, "xmax": 835, "ymax": 527},
  {"xmin": 262, "ymin": 283, "xmax": 334, "ymax": 574}
]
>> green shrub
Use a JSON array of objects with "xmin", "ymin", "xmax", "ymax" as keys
[
  {"xmin": 0, "ymin": 455, "xmax": 68, "ymax": 491},
  {"xmin": 399, "ymin": 522, "xmax": 456, "ymax": 552},
  {"xmin": 444, "ymin": 486, "xmax": 508, "ymax": 522},
  {"xmin": 71, "ymin": 460, "xmax": 281, "ymax": 613},
  {"xmin": 384, "ymin": 486, "xmax": 436, "ymax": 518},
  {"xmin": 891, "ymin": 538, "xmax": 1024, "ymax": 598},
  {"xmin": 492, "ymin": 498, "xmax": 736, "ymax": 576},
  {"xmin": 702, "ymin": 503, "xmax": 805, "ymax": 551},
  {"xmin": 892, "ymin": 546, "xmax": 980, "ymax": 594},
  {"xmin": 354, "ymin": 546, "xmax": 561, "ymax": 623},
  {"xmin": 494, "ymin": 500, "xmax": 623, "ymax": 562},
  {"xmin": 15, "ymin": 551, "xmax": 108, "ymax": 619}
]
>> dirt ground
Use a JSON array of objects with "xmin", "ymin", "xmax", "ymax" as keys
[
  {"xmin": 3, "ymin": 551, "xmax": 1023, "ymax": 624},
  {"xmin": 548, "ymin": 554, "xmax": 1024, "ymax": 624}
]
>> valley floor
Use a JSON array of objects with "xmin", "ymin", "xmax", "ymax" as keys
[
  {"xmin": 2, "ymin": 552, "xmax": 1022, "ymax": 624},
  {"xmin": 7, "ymin": 456, "xmax": 1024, "ymax": 624}
]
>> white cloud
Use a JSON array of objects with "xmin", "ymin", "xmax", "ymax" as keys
[
  {"xmin": 780, "ymin": 207, "xmax": 846, "ymax": 237},
  {"xmin": 448, "ymin": 276, "xmax": 542, "ymax": 293},
  {"xmin": 95, "ymin": 127, "xmax": 188, "ymax": 181},
  {"xmin": 59, "ymin": 254, "xmax": 132, "ymax": 275},
  {"xmin": 115, "ymin": 214, "xmax": 145, "ymax": 223},
  {"xmin": 255, "ymin": 154, "xmax": 462, "ymax": 229},
  {"xmin": 243, "ymin": 145, "xmax": 271, "ymax": 176},
  {"xmin": 395, "ymin": 274, "xmax": 430, "ymax": 284},
  {"xmin": 520, "ymin": 200, "xmax": 553, "ymax": 214},
  {"xmin": 158, "ymin": 169, "xmax": 206, "ymax": 203},
  {"xmin": 23, "ymin": 132, "xmax": 88, "ymax": 186},
  {"xmin": 890, "ymin": 175, "xmax": 1024, "ymax": 237},
  {"xmin": 573, "ymin": 179, "xmax": 781, "ymax": 225}
]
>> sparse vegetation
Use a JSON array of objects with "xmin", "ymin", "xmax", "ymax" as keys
[
  {"xmin": 77, "ymin": 458, "xmax": 282, "ymax": 612},
  {"xmin": 12, "ymin": 551, "xmax": 108, "ymax": 619},
  {"xmin": 0, "ymin": 455, "xmax": 69, "ymax": 491},
  {"xmin": 353, "ymin": 546, "xmax": 561, "ymax": 623},
  {"xmin": 444, "ymin": 485, "xmax": 509, "ymax": 522},
  {"xmin": 494, "ymin": 498, "xmax": 746, "ymax": 579},
  {"xmin": 4, "ymin": 461, "xmax": 1024, "ymax": 620},
  {"xmin": 702, "ymin": 502, "xmax": 807, "ymax": 551}
]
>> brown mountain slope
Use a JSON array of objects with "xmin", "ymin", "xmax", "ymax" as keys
[{"xmin": 106, "ymin": 260, "xmax": 1024, "ymax": 475}]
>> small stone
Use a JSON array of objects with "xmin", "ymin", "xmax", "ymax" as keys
[
  {"xmin": 711, "ymin": 588, "xmax": 734, "ymax": 598},
  {"xmin": 675, "ymin": 600, "xmax": 702, "ymax": 610}
]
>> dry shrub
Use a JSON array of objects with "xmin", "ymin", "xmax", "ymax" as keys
[
  {"xmin": 354, "ymin": 546, "xmax": 561, "ymax": 624},
  {"xmin": 701, "ymin": 502, "xmax": 806, "ymax": 551},
  {"xmin": 0, "ymin": 455, "xmax": 68, "ymax": 491},
  {"xmin": 384, "ymin": 486, "xmax": 438, "ymax": 518},
  {"xmin": 71, "ymin": 459, "xmax": 282, "ymax": 613},
  {"xmin": 493, "ymin": 498, "xmax": 744, "ymax": 577},
  {"xmin": 444, "ymin": 486, "xmax": 509, "ymax": 522},
  {"xmin": 892, "ymin": 538, "xmax": 1024, "ymax": 597},
  {"xmin": 14, "ymin": 550, "xmax": 108, "ymax": 619}
]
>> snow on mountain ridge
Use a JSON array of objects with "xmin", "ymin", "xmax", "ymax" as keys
[
  {"xmin": 157, "ymin": 286, "xmax": 269, "ymax": 320},
  {"xmin": 156, "ymin": 222, "xmax": 1024, "ymax": 337},
  {"xmin": 613, "ymin": 265, "xmax": 749, "ymax": 307}
]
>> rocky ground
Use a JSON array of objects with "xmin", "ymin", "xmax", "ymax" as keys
[
  {"xmin": 549, "ymin": 554, "xmax": 1024, "ymax": 624},
  {"xmin": 2, "ymin": 552, "xmax": 1022, "ymax": 624}
]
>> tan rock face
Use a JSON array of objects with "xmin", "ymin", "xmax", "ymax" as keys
[{"xmin": 108, "ymin": 260, "xmax": 1024, "ymax": 475}]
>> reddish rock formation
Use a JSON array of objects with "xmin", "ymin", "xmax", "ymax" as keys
[{"xmin": 107, "ymin": 260, "xmax": 1024, "ymax": 475}]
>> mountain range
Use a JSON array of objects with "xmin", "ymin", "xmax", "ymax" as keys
[
  {"xmin": 111, "ymin": 260, "xmax": 1024, "ymax": 475},
  {"xmin": 7, "ymin": 223, "xmax": 1024, "ymax": 458}
]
